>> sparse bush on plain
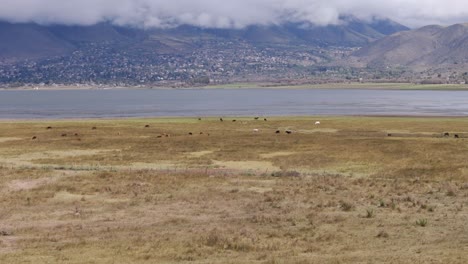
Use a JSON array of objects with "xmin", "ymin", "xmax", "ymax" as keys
[
  {"xmin": 377, "ymin": 230, "xmax": 389, "ymax": 238},
  {"xmin": 416, "ymin": 219, "xmax": 428, "ymax": 227},
  {"xmin": 340, "ymin": 200, "xmax": 355, "ymax": 211},
  {"xmin": 379, "ymin": 199, "xmax": 386, "ymax": 207},
  {"xmin": 446, "ymin": 190, "xmax": 456, "ymax": 197},
  {"xmin": 366, "ymin": 208, "xmax": 375, "ymax": 218}
]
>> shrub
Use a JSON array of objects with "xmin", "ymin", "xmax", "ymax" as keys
[
  {"xmin": 339, "ymin": 201, "xmax": 355, "ymax": 211},
  {"xmin": 376, "ymin": 230, "xmax": 389, "ymax": 238},
  {"xmin": 446, "ymin": 190, "xmax": 456, "ymax": 197},
  {"xmin": 416, "ymin": 219, "xmax": 428, "ymax": 227},
  {"xmin": 366, "ymin": 209, "xmax": 375, "ymax": 218},
  {"xmin": 379, "ymin": 199, "xmax": 386, "ymax": 207}
]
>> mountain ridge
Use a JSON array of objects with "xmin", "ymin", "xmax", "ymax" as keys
[
  {"xmin": 352, "ymin": 23, "xmax": 468, "ymax": 68},
  {"xmin": 0, "ymin": 17, "xmax": 408, "ymax": 63}
]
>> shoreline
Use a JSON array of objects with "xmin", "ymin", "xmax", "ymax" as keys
[
  {"xmin": 1, "ymin": 115, "xmax": 468, "ymax": 122},
  {"xmin": 2, "ymin": 82, "xmax": 468, "ymax": 91}
]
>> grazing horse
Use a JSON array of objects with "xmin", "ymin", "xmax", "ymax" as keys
[
  {"xmin": 198, "ymin": 118, "xmax": 202, "ymax": 121},
  {"xmin": 32, "ymin": 136, "xmax": 37, "ymax": 140},
  {"xmin": 264, "ymin": 118, "xmax": 268, "ymax": 121},
  {"xmin": 232, "ymin": 119, "xmax": 236, "ymax": 122},
  {"xmin": 254, "ymin": 117, "xmax": 259, "ymax": 120},
  {"xmin": 145, "ymin": 125, "xmax": 150, "ymax": 128},
  {"xmin": 275, "ymin": 130, "xmax": 281, "ymax": 134},
  {"xmin": 285, "ymin": 130, "xmax": 292, "ymax": 134},
  {"xmin": 444, "ymin": 132, "xmax": 450, "ymax": 137},
  {"xmin": 46, "ymin": 126, "xmax": 52, "ymax": 130},
  {"xmin": 189, "ymin": 132, "xmax": 193, "ymax": 135},
  {"xmin": 92, "ymin": 127, "xmax": 97, "ymax": 130},
  {"xmin": 387, "ymin": 133, "xmax": 392, "ymax": 137},
  {"xmin": 61, "ymin": 133, "xmax": 67, "ymax": 137},
  {"xmin": 454, "ymin": 134, "xmax": 459, "ymax": 138},
  {"xmin": 220, "ymin": 118, "xmax": 223, "ymax": 122}
]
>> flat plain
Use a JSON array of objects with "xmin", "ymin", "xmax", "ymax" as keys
[{"xmin": 0, "ymin": 117, "xmax": 467, "ymax": 263}]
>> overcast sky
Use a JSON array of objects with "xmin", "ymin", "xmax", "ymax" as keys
[{"xmin": 1, "ymin": 0, "xmax": 468, "ymax": 28}]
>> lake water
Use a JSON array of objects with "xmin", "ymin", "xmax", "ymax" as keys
[{"xmin": 0, "ymin": 88, "xmax": 467, "ymax": 119}]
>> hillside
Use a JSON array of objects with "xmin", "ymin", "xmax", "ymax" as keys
[
  {"xmin": 352, "ymin": 23, "xmax": 468, "ymax": 68},
  {"xmin": 0, "ymin": 22, "xmax": 75, "ymax": 62}
]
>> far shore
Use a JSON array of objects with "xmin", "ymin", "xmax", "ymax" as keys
[{"xmin": 2, "ymin": 82, "xmax": 468, "ymax": 91}]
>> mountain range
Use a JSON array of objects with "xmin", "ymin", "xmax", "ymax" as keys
[
  {"xmin": 0, "ymin": 17, "xmax": 408, "ymax": 63},
  {"xmin": 2, "ymin": 16, "xmax": 468, "ymax": 86}
]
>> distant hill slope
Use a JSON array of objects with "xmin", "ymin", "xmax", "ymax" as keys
[
  {"xmin": 0, "ymin": 22, "xmax": 75, "ymax": 62},
  {"xmin": 0, "ymin": 17, "xmax": 408, "ymax": 63},
  {"xmin": 352, "ymin": 23, "xmax": 468, "ymax": 67}
]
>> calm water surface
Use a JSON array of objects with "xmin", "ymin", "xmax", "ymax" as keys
[{"xmin": 0, "ymin": 88, "xmax": 467, "ymax": 119}]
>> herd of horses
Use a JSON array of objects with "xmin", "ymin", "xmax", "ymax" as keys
[
  {"xmin": 30, "ymin": 118, "xmax": 462, "ymax": 140},
  {"xmin": 29, "ymin": 117, "xmax": 290, "ymax": 141}
]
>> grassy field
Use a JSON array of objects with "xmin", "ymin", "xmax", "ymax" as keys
[{"xmin": 0, "ymin": 117, "xmax": 467, "ymax": 263}]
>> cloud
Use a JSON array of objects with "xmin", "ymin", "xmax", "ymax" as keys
[{"xmin": 1, "ymin": 0, "xmax": 468, "ymax": 28}]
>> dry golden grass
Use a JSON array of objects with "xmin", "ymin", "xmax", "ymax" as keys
[{"xmin": 0, "ymin": 117, "xmax": 467, "ymax": 263}]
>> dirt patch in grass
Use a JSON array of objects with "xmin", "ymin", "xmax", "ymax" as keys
[
  {"xmin": 259, "ymin": 151, "xmax": 296, "ymax": 158},
  {"xmin": 129, "ymin": 161, "xmax": 181, "ymax": 170},
  {"xmin": 187, "ymin": 150, "xmax": 215, "ymax": 157},
  {"xmin": 7, "ymin": 178, "xmax": 53, "ymax": 191},
  {"xmin": 0, "ymin": 137, "xmax": 21, "ymax": 143},
  {"xmin": 213, "ymin": 160, "xmax": 279, "ymax": 172},
  {"xmin": 51, "ymin": 190, "xmax": 92, "ymax": 202},
  {"xmin": 0, "ymin": 149, "xmax": 119, "ymax": 167},
  {"xmin": 298, "ymin": 128, "xmax": 339, "ymax": 133}
]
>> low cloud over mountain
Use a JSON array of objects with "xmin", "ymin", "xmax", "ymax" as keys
[{"xmin": 1, "ymin": 0, "xmax": 468, "ymax": 29}]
